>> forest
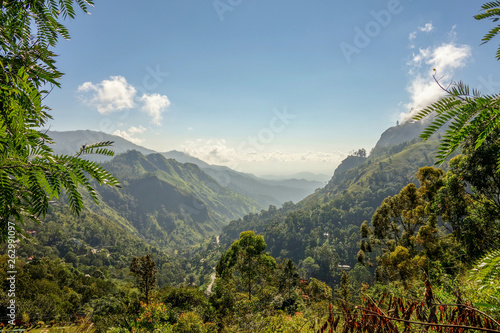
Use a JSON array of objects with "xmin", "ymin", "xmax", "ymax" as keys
[{"xmin": 1, "ymin": 0, "xmax": 500, "ymax": 332}]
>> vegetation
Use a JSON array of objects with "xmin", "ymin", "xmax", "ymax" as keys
[
  {"xmin": 96, "ymin": 150, "xmax": 261, "ymax": 248},
  {"xmin": 130, "ymin": 255, "xmax": 158, "ymax": 303},
  {"xmin": 0, "ymin": 0, "xmax": 119, "ymax": 241},
  {"xmin": 2, "ymin": 0, "xmax": 500, "ymax": 332}
]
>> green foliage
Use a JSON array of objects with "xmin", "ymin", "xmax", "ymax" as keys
[
  {"xmin": 173, "ymin": 312, "xmax": 216, "ymax": 333},
  {"xmin": 158, "ymin": 285, "xmax": 215, "ymax": 323},
  {"xmin": 335, "ymin": 271, "xmax": 352, "ymax": 304},
  {"xmin": 475, "ymin": 1, "xmax": 500, "ymax": 60},
  {"xmin": 468, "ymin": 249, "xmax": 500, "ymax": 290},
  {"xmin": 260, "ymin": 312, "xmax": 311, "ymax": 333},
  {"xmin": 210, "ymin": 232, "xmax": 332, "ymax": 331},
  {"xmin": 131, "ymin": 301, "xmax": 175, "ymax": 333},
  {"xmin": 130, "ymin": 255, "xmax": 157, "ymax": 302},
  {"xmin": 0, "ymin": 0, "xmax": 119, "ymax": 241},
  {"xmin": 216, "ymin": 231, "xmax": 276, "ymax": 300},
  {"xmin": 0, "ymin": 254, "xmax": 126, "ymax": 324},
  {"xmin": 360, "ymin": 167, "xmax": 467, "ymax": 284}
]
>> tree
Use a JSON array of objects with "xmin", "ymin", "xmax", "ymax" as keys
[
  {"xmin": 276, "ymin": 258, "xmax": 300, "ymax": 299},
  {"xmin": 335, "ymin": 271, "xmax": 352, "ymax": 308},
  {"xmin": 434, "ymin": 134, "xmax": 500, "ymax": 260},
  {"xmin": 215, "ymin": 231, "xmax": 276, "ymax": 301},
  {"xmin": 130, "ymin": 255, "xmax": 158, "ymax": 302},
  {"xmin": 0, "ymin": 0, "xmax": 119, "ymax": 241},
  {"xmin": 360, "ymin": 167, "xmax": 465, "ymax": 283}
]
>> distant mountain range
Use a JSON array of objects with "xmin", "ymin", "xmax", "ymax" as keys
[
  {"xmin": 260, "ymin": 172, "xmax": 331, "ymax": 183},
  {"xmin": 47, "ymin": 130, "xmax": 324, "ymax": 207}
]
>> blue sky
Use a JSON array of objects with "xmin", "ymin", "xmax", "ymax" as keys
[{"xmin": 45, "ymin": 0, "xmax": 499, "ymax": 176}]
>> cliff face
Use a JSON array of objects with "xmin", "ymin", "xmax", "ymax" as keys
[
  {"xmin": 374, "ymin": 116, "xmax": 445, "ymax": 149},
  {"xmin": 374, "ymin": 121, "xmax": 426, "ymax": 148}
]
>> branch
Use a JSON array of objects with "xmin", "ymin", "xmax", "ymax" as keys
[
  {"xmin": 335, "ymin": 297, "xmax": 500, "ymax": 333},
  {"xmin": 351, "ymin": 306, "xmax": 500, "ymax": 333},
  {"xmin": 432, "ymin": 73, "xmax": 468, "ymax": 102}
]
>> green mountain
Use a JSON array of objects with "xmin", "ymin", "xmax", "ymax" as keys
[
  {"xmin": 47, "ymin": 130, "xmax": 324, "ymax": 206},
  {"xmin": 47, "ymin": 130, "xmax": 156, "ymax": 159},
  {"xmin": 14, "ymin": 149, "xmax": 264, "ymax": 287},
  {"xmin": 93, "ymin": 150, "xmax": 261, "ymax": 248},
  {"xmin": 219, "ymin": 121, "xmax": 444, "ymax": 286}
]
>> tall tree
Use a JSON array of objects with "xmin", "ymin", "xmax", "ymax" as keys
[
  {"xmin": 216, "ymin": 231, "xmax": 276, "ymax": 300},
  {"xmin": 130, "ymin": 255, "xmax": 157, "ymax": 302},
  {"xmin": 360, "ymin": 167, "xmax": 465, "ymax": 283},
  {"xmin": 0, "ymin": 0, "xmax": 119, "ymax": 240}
]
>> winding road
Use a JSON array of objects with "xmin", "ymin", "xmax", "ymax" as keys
[{"xmin": 206, "ymin": 236, "xmax": 220, "ymax": 294}]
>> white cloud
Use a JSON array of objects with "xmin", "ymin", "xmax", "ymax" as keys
[
  {"xmin": 113, "ymin": 126, "xmax": 146, "ymax": 145},
  {"xmin": 139, "ymin": 93, "xmax": 171, "ymax": 125},
  {"xmin": 409, "ymin": 21, "xmax": 434, "ymax": 47},
  {"xmin": 78, "ymin": 76, "xmax": 172, "ymax": 124},
  {"xmin": 400, "ymin": 41, "xmax": 471, "ymax": 122},
  {"xmin": 429, "ymin": 43, "xmax": 471, "ymax": 72},
  {"xmin": 419, "ymin": 22, "xmax": 434, "ymax": 33},
  {"xmin": 180, "ymin": 139, "xmax": 347, "ymax": 175},
  {"xmin": 128, "ymin": 125, "xmax": 146, "ymax": 134},
  {"xmin": 77, "ymin": 76, "xmax": 136, "ymax": 114}
]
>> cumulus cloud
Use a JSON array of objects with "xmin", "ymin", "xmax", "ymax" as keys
[
  {"xmin": 78, "ymin": 76, "xmax": 171, "ymax": 125},
  {"xmin": 113, "ymin": 125, "xmax": 146, "ymax": 145},
  {"xmin": 78, "ymin": 76, "xmax": 136, "ymax": 114},
  {"xmin": 400, "ymin": 41, "xmax": 471, "ymax": 122},
  {"xmin": 139, "ymin": 93, "xmax": 171, "ymax": 125}
]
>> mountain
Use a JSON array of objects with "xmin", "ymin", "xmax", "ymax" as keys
[
  {"xmin": 48, "ymin": 130, "xmax": 324, "ymax": 205},
  {"xmin": 373, "ymin": 121, "xmax": 427, "ymax": 148},
  {"xmin": 94, "ymin": 150, "xmax": 261, "ymax": 248},
  {"xmin": 373, "ymin": 117, "xmax": 445, "ymax": 149},
  {"xmin": 162, "ymin": 150, "xmax": 210, "ymax": 168},
  {"xmin": 260, "ymin": 172, "xmax": 331, "ymax": 182},
  {"xmin": 219, "ymin": 124, "xmax": 444, "ymax": 286},
  {"xmin": 47, "ymin": 130, "xmax": 155, "ymax": 159},
  {"xmin": 200, "ymin": 165, "xmax": 324, "ymax": 207}
]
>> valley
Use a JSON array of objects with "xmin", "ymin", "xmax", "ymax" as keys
[{"xmin": 2, "ymin": 1, "xmax": 500, "ymax": 331}]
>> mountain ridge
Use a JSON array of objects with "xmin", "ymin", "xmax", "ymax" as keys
[{"xmin": 48, "ymin": 130, "xmax": 324, "ymax": 206}]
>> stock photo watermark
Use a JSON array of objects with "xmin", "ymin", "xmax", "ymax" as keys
[
  {"xmin": 339, "ymin": 0, "xmax": 404, "ymax": 64},
  {"xmin": 81, "ymin": 64, "xmax": 169, "ymax": 144},
  {"xmin": 6, "ymin": 221, "xmax": 17, "ymax": 325},
  {"xmin": 213, "ymin": 0, "xmax": 243, "ymax": 22},
  {"xmin": 477, "ymin": 74, "xmax": 500, "ymax": 94},
  {"xmin": 180, "ymin": 107, "xmax": 296, "ymax": 216},
  {"xmin": 237, "ymin": 108, "xmax": 296, "ymax": 154}
]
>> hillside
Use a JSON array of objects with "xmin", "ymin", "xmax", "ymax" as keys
[
  {"xmin": 47, "ymin": 130, "xmax": 156, "ymax": 159},
  {"xmin": 219, "ymin": 121, "xmax": 444, "ymax": 286},
  {"xmin": 48, "ymin": 130, "xmax": 324, "ymax": 206},
  {"xmin": 201, "ymin": 165, "xmax": 324, "ymax": 206},
  {"xmin": 92, "ymin": 150, "xmax": 261, "ymax": 248}
]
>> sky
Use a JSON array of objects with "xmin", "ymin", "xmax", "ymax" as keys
[{"xmin": 45, "ymin": 0, "xmax": 500, "ymax": 176}]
